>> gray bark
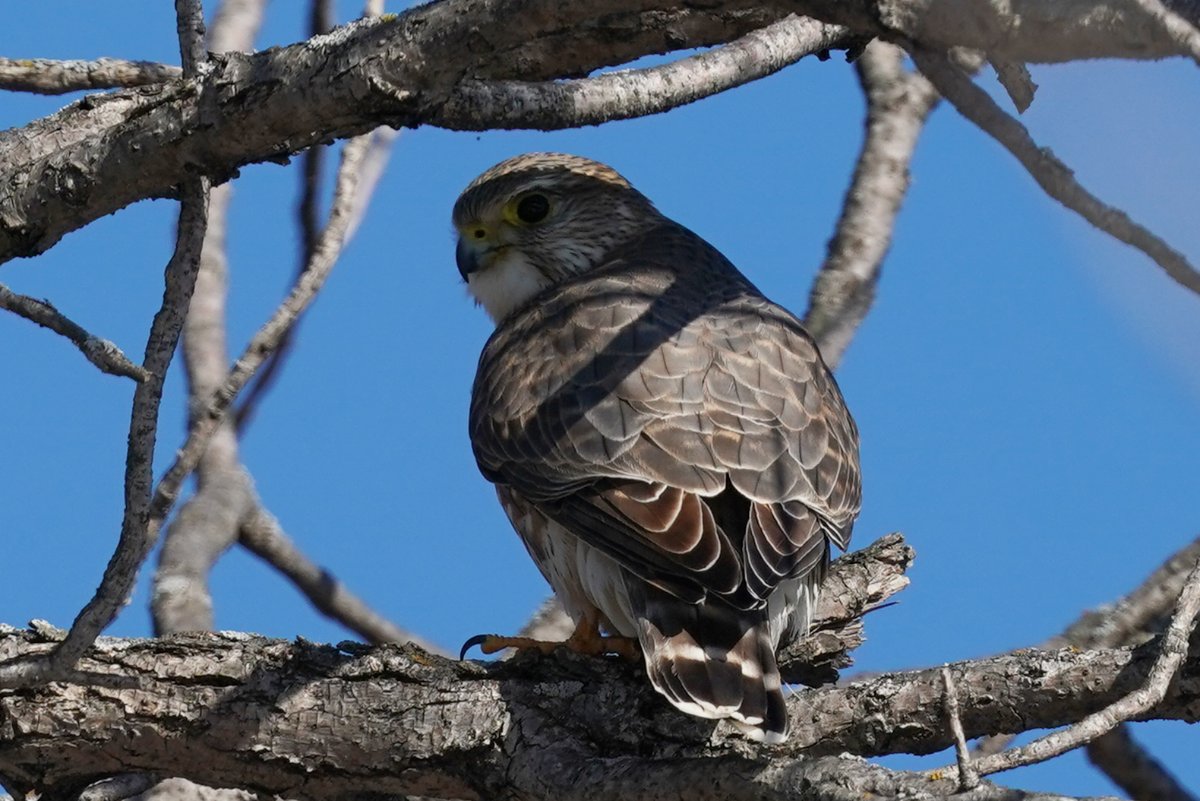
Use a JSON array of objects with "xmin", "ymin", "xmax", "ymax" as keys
[
  {"xmin": 3, "ymin": 624, "xmax": 1190, "ymax": 800},
  {"xmin": 3, "ymin": 0, "xmax": 1198, "ymax": 266}
]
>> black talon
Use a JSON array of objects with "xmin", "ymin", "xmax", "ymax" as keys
[{"xmin": 460, "ymin": 633, "xmax": 490, "ymax": 660}]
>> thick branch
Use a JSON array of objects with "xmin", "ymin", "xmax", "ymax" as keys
[
  {"xmin": 1, "ymin": 621, "xmax": 1188, "ymax": 800},
  {"xmin": 2, "ymin": 0, "xmax": 1197, "ymax": 265}
]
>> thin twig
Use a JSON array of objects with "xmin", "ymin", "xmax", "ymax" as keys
[
  {"xmin": 802, "ymin": 41, "xmax": 939, "ymax": 368},
  {"xmin": 0, "ymin": 179, "xmax": 210, "ymax": 688},
  {"xmin": 975, "ymin": 534, "xmax": 1200, "ymax": 758},
  {"xmin": 152, "ymin": 0, "xmax": 270, "ymax": 636},
  {"xmin": 941, "ymin": 666, "xmax": 980, "ymax": 790},
  {"xmin": 0, "ymin": 56, "xmax": 180, "ymax": 94},
  {"xmin": 234, "ymin": 0, "xmax": 335, "ymax": 434},
  {"xmin": 239, "ymin": 507, "xmax": 445, "ymax": 653},
  {"xmin": 437, "ymin": 15, "xmax": 852, "ymax": 130},
  {"xmin": 147, "ymin": 134, "xmax": 373, "ymax": 576},
  {"xmin": 236, "ymin": 7, "xmax": 398, "ymax": 432},
  {"xmin": 1086, "ymin": 725, "xmax": 1199, "ymax": 801},
  {"xmin": 0, "ymin": 0, "xmax": 214, "ymax": 690},
  {"xmin": 0, "ymin": 283, "xmax": 148, "ymax": 381},
  {"xmin": 1129, "ymin": 0, "xmax": 1200, "ymax": 65},
  {"xmin": 961, "ymin": 559, "xmax": 1200, "ymax": 777},
  {"xmin": 911, "ymin": 48, "xmax": 1200, "ymax": 297}
]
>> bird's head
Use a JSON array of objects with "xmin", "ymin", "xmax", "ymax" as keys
[{"xmin": 452, "ymin": 153, "xmax": 659, "ymax": 322}]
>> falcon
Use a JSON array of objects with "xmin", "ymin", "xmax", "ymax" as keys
[{"xmin": 454, "ymin": 153, "xmax": 861, "ymax": 743}]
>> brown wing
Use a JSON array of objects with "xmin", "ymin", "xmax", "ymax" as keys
[{"xmin": 470, "ymin": 229, "xmax": 861, "ymax": 608}]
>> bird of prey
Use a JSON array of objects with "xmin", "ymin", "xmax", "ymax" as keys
[{"xmin": 454, "ymin": 153, "xmax": 861, "ymax": 743}]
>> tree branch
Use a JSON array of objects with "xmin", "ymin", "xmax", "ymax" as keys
[
  {"xmin": 1129, "ymin": 0, "xmax": 1200, "ymax": 66},
  {"xmin": 4, "ymin": 615, "xmax": 1190, "ymax": 800},
  {"xmin": 238, "ymin": 506, "xmax": 444, "ymax": 653},
  {"xmin": 974, "ymin": 535, "xmax": 1200, "ymax": 795},
  {"xmin": 0, "ymin": 283, "xmax": 148, "ymax": 381},
  {"xmin": 0, "ymin": 1, "xmax": 215, "ymax": 690},
  {"xmin": 3, "ymin": 0, "xmax": 1197, "ymax": 267},
  {"xmin": 962, "ymin": 560, "xmax": 1200, "ymax": 778},
  {"xmin": 437, "ymin": 15, "xmax": 854, "ymax": 130},
  {"xmin": 1086, "ymin": 725, "xmax": 1199, "ymax": 801},
  {"xmin": 0, "ymin": 57, "xmax": 181, "ymax": 95},
  {"xmin": 152, "ymin": 0, "xmax": 268, "ymax": 637},
  {"xmin": 801, "ymin": 41, "xmax": 938, "ymax": 368},
  {"xmin": 0, "ymin": 180, "xmax": 210, "ymax": 688},
  {"xmin": 911, "ymin": 47, "xmax": 1200, "ymax": 298}
]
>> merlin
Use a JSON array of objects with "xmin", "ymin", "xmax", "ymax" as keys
[{"xmin": 455, "ymin": 153, "xmax": 861, "ymax": 743}]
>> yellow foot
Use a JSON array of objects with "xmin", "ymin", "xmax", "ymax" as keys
[
  {"xmin": 459, "ymin": 634, "xmax": 559, "ymax": 659},
  {"xmin": 459, "ymin": 624, "xmax": 639, "ymax": 661}
]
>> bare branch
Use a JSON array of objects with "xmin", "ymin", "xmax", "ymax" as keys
[
  {"xmin": 2, "ymin": 621, "xmax": 1188, "ymax": 800},
  {"xmin": 778, "ymin": 532, "xmax": 913, "ymax": 685},
  {"xmin": 990, "ymin": 59, "xmax": 1037, "ymax": 113},
  {"xmin": 802, "ymin": 41, "xmax": 938, "ymax": 367},
  {"xmin": 1086, "ymin": 725, "xmax": 1199, "ymax": 801},
  {"xmin": 0, "ymin": 57, "xmax": 181, "ymax": 95},
  {"xmin": 1129, "ymin": 0, "xmax": 1200, "ymax": 65},
  {"xmin": 4, "ymin": 0, "xmax": 1195, "ymax": 266},
  {"xmin": 207, "ymin": 0, "xmax": 269, "ymax": 53},
  {"xmin": 975, "ymin": 535, "xmax": 1200, "ymax": 787},
  {"xmin": 239, "ymin": 507, "xmax": 444, "ymax": 653},
  {"xmin": 151, "ymin": 0, "xmax": 270, "ymax": 636},
  {"xmin": 438, "ymin": 16, "xmax": 853, "ymax": 130},
  {"xmin": 911, "ymin": 48, "xmax": 1200, "ymax": 298},
  {"xmin": 0, "ymin": 283, "xmax": 148, "ymax": 381},
  {"xmin": 1064, "ymin": 535, "xmax": 1200, "ymax": 650},
  {"xmin": 343, "ymin": 127, "xmax": 397, "ymax": 242},
  {"xmin": 942, "ymin": 665, "xmax": 980, "ymax": 790},
  {"xmin": 235, "ymin": 0, "xmax": 341, "ymax": 434},
  {"xmin": 0, "ymin": 0, "xmax": 217, "ymax": 687},
  {"xmin": 175, "ymin": 0, "xmax": 208, "ymax": 76},
  {"xmin": 965, "ymin": 559, "xmax": 1200, "ymax": 777},
  {"xmin": 0, "ymin": 180, "xmax": 210, "ymax": 688},
  {"xmin": 147, "ymin": 134, "xmax": 372, "ymax": 585}
]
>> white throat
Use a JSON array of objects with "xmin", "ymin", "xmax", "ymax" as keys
[{"xmin": 466, "ymin": 251, "xmax": 551, "ymax": 323}]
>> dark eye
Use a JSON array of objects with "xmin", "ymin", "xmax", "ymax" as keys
[{"xmin": 515, "ymin": 193, "xmax": 550, "ymax": 224}]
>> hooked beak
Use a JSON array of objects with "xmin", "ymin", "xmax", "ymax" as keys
[{"xmin": 456, "ymin": 236, "xmax": 481, "ymax": 281}]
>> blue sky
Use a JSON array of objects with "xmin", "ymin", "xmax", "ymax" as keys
[{"xmin": 2, "ymin": 2, "xmax": 1198, "ymax": 795}]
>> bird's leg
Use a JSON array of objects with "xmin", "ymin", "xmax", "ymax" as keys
[
  {"xmin": 563, "ymin": 612, "xmax": 640, "ymax": 661},
  {"xmin": 460, "ymin": 611, "xmax": 640, "ymax": 660}
]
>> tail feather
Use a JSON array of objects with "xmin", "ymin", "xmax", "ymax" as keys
[{"xmin": 633, "ymin": 583, "xmax": 788, "ymax": 743}]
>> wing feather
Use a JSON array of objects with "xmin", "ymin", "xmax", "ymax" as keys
[{"xmin": 470, "ymin": 228, "xmax": 861, "ymax": 606}]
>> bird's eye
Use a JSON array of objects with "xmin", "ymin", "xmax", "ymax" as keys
[
  {"xmin": 515, "ymin": 193, "xmax": 550, "ymax": 224},
  {"xmin": 472, "ymin": 228, "xmax": 487, "ymax": 240}
]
